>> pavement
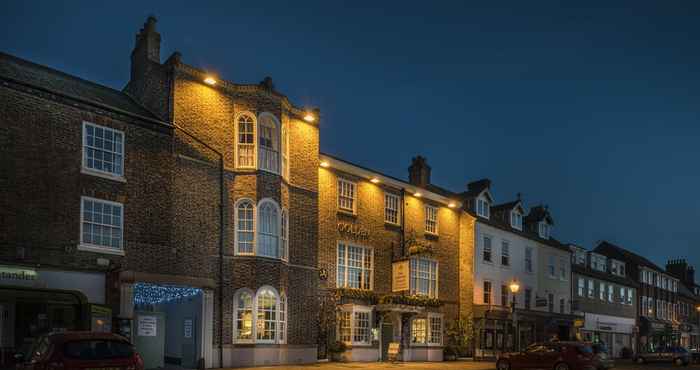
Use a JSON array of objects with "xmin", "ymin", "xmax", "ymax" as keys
[{"xmin": 227, "ymin": 359, "xmax": 700, "ymax": 370}]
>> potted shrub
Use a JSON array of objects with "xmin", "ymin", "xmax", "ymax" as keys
[
  {"xmin": 327, "ymin": 341, "xmax": 347, "ymax": 362},
  {"xmin": 443, "ymin": 345, "xmax": 458, "ymax": 361}
]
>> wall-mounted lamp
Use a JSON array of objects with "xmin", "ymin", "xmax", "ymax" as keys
[
  {"xmin": 203, "ymin": 76, "xmax": 217, "ymax": 86},
  {"xmin": 303, "ymin": 113, "xmax": 316, "ymax": 122},
  {"xmin": 370, "ymin": 177, "xmax": 380, "ymax": 184},
  {"xmin": 320, "ymin": 161, "xmax": 330, "ymax": 168}
]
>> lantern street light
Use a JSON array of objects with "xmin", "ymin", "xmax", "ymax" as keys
[{"xmin": 509, "ymin": 279, "xmax": 521, "ymax": 352}]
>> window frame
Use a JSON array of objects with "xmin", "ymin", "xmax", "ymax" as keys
[
  {"xmin": 257, "ymin": 198, "xmax": 281, "ymax": 259},
  {"xmin": 476, "ymin": 196, "xmax": 490, "ymax": 219},
  {"xmin": 234, "ymin": 198, "xmax": 256, "ymax": 256},
  {"xmin": 501, "ymin": 240, "xmax": 510, "ymax": 267},
  {"xmin": 336, "ymin": 242, "xmax": 374, "ymax": 291},
  {"xmin": 257, "ymin": 112, "xmax": 280, "ymax": 174},
  {"xmin": 81, "ymin": 121, "xmax": 125, "ymax": 181},
  {"xmin": 483, "ymin": 235, "xmax": 493, "ymax": 263},
  {"xmin": 524, "ymin": 247, "xmax": 533, "ymax": 273},
  {"xmin": 384, "ymin": 192, "xmax": 401, "ymax": 225},
  {"xmin": 337, "ymin": 305, "xmax": 372, "ymax": 346},
  {"xmin": 232, "ymin": 286, "xmax": 286, "ymax": 344},
  {"xmin": 410, "ymin": 257, "xmax": 439, "ymax": 298},
  {"xmin": 337, "ymin": 178, "xmax": 357, "ymax": 214},
  {"xmin": 235, "ymin": 112, "xmax": 257, "ymax": 169},
  {"xmin": 483, "ymin": 280, "xmax": 492, "ymax": 305},
  {"xmin": 538, "ymin": 222, "xmax": 550, "ymax": 239},
  {"xmin": 78, "ymin": 196, "xmax": 124, "ymax": 255},
  {"xmin": 424, "ymin": 204, "xmax": 439, "ymax": 235},
  {"xmin": 510, "ymin": 210, "xmax": 522, "ymax": 230},
  {"xmin": 411, "ymin": 313, "xmax": 443, "ymax": 347}
]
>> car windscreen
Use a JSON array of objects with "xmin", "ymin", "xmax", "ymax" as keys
[{"xmin": 63, "ymin": 340, "xmax": 134, "ymax": 360}]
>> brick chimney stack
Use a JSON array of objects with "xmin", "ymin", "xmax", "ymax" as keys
[
  {"xmin": 666, "ymin": 258, "xmax": 696, "ymax": 287},
  {"xmin": 408, "ymin": 156, "xmax": 431, "ymax": 188},
  {"xmin": 130, "ymin": 16, "xmax": 161, "ymax": 80}
]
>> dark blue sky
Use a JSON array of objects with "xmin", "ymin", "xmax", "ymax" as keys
[{"xmin": 2, "ymin": 1, "xmax": 699, "ymax": 269}]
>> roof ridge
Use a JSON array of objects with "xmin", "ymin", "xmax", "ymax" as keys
[{"xmin": 0, "ymin": 51, "xmax": 129, "ymax": 97}]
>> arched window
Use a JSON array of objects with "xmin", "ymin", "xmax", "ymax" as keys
[
  {"xmin": 256, "ymin": 287, "xmax": 278, "ymax": 342},
  {"xmin": 235, "ymin": 199, "xmax": 255, "ymax": 255},
  {"xmin": 236, "ymin": 113, "xmax": 256, "ymax": 168},
  {"xmin": 279, "ymin": 294, "xmax": 287, "ymax": 343},
  {"xmin": 281, "ymin": 122, "xmax": 289, "ymax": 179},
  {"xmin": 233, "ymin": 287, "xmax": 286, "ymax": 344},
  {"xmin": 258, "ymin": 113, "xmax": 279, "ymax": 173},
  {"xmin": 234, "ymin": 290, "xmax": 253, "ymax": 341},
  {"xmin": 280, "ymin": 208, "xmax": 288, "ymax": 261},
  {"xmin": 257, "ymin": 200, "xmax": 279, "ymax": 258}
]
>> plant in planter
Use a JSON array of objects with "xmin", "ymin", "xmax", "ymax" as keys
[
  {"xmin": 443, "ymin": 345, "xmax": 459, "ymax": 361},
  {"xmin": 327, "ymin": 341, "xmax": 348, "ymax": 362}
]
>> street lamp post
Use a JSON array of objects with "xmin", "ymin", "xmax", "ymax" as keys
[{"xmin": 510, "ymin": 280, "xmax": 521, "ymax": 352}]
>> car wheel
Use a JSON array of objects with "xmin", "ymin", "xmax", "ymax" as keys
[
  {"xmin": 674, "ymin": 357, "xmax": 683, "ymax": 366},
  {"xmin": 554, "ymin": 362, "xmax": 570, "ymax": 370},
  {"xmin": 496, "ymin": 359, "xmax": 510, "ymax": 370},
  {"xmin": 636, "ymin": 357, "xmax": 645, "ymax": 364}
]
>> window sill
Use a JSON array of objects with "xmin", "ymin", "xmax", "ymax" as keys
[
  {"xmin": 77, "ymin": 244, "xmax": 125, "ymax": 256},
  {"xmin": 500, "ymin": 264, "xmax": 511, "ymax": 269},
  {"xmin": 337, "ymin": 209, "xmax": 357, "ymax": 217},
  {"xmin": 424, "ymin": 232, "xmax": 439, "ymax": 239},
  {"xmin": 232, "ymin": 254, "xmax": 288, "ymax": 263},
  {"xmin": 384, "ymin": 221, "xmax": 402, "ymax": 228},
  {"xmin": 410, "ymin": 343, "xmax": 443, "ymax": 348},
  {"xmin": 81, "ymin": 168, "xmax": 126, "ymax": 183}
]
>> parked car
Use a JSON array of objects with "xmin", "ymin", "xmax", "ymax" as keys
[
  {"xmin": 496, "ymin": 342, "xmax": 603, "ymax": 370},
  {"xmin": 633, "ymin": 346, "xmax": 690, "ymax": 366},
  {"xmin": 14, "ymin": 332, "xmax": 143, "ymax": 370}
]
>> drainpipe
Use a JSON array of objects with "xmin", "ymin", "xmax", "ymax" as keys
[
  {"xmin": 400, "ymin": 188, "xmax": 406, "ymax": 258},
  {"xmin": 173, "ymin": 123, "xmax": 225, "ymax": 368}
]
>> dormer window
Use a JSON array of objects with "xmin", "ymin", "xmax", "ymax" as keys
[
  {"xmin": 510, "ymin": 211, "xmax": 522, "ymax": 230},
  {"xmin": 538, "ymin": 222, "xmax": 550, "ymax": 239},
  {"xmin": 476, "ymin": 197, "xmax": 490, "ymax": 219}
]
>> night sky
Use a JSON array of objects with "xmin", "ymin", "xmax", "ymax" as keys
[{"xmin": 2, "ymin": 1, "xmax": 699, "ymax": 269}]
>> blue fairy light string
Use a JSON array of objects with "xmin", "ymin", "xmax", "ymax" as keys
[{"xmin": 133, "ymin": 283, "xmax": 202, "ymax": 305}]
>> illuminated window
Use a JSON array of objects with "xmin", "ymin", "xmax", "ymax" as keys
[
  {"xmin": 257, "ymin": 200, "xmax": 280, "ymax": 258},
  {"xmin": 236, "ymin": 113, "xmax": 256, "ymax": 168},
  {"xmin": 82, "ymin": 122, "xmax": 124, "ymax": 179},
  {"xmin": 428, "ymin": 315, "xmax": 443, "ymax": 345},
  {"xmin": 235, "ymin": 199, "xmax": 255, "ymax": 255},
  {"xmin": 384, "ymin": 192, "xmax": 400, "ymax": 225},
  {"xmin": 411, "ymin": 319, "xmax": 427, "ymax": 344},
  {"xmin": 410, "ymin": 258, "xmax": 438, "ymax": 298},
  {"xmin": 80, "ymin": 196, "xmax": 123, "ymax": 252},
  {"xmin": 258, "ymin": 113, "xmax": 279, "ymax": 173},
  {"xmin": 424, "ymin": 205, "xmax": 438, "ymax": 234},
  {"xmin": 337, "ymin": 242, "xmax": 373, "ymax": 290},
  {"xmin": 338, "ymin": 306, "xmax": 371, "ymax": 345},
  {"xmin": 234, "ymin": 290, "xmax": 253, "ymax": 341},
  {"xmin": 587, "ymin": 280, "xmax": 594, "ymax": 298},
  {"xmin": 233, "ymin": 287, "xmax": 285, "ymax": 344},
  {"xmin": 578, "ymin": 278, "xmax": 585, "ymax": 297},
  {"xmin": 338, "ymin": 178, "xmax": 356, "ymax": 213}
]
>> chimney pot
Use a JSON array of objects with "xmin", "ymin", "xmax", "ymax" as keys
[{"xmin": 408, "ymin": 155, "xmax": 431, "ymax": 188}]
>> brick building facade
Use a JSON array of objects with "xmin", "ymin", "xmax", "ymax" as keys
[{"xmin": 317, "ymin": 154, "xmax": 473, "ymax": 362}]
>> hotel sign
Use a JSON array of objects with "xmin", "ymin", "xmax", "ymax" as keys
[
  {"xmin": 337, "ymin": 222, "xmax": 369, "ymax": 239},
  {"xmin": 392, "ymin": 260, "xmax": 410, "ymax": 292},
  {"xmin": 0, "ymin": 266, "xmax": 37, "ymax": 284}
]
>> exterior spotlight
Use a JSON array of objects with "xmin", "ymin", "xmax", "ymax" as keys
[
  {"xmin": 203, "ymin": 76, "xmax": 217, "ymax": 86},
  {"xmin": 303, "ymin": 113, "xmax": 315, "ymax": 122},
  {"xmin": 370, "ymin": 177, "xmax": 380, "ymax": 184},
  {"xmin": 448, "ymin": 202, "xmax": 456, "ymax": 208},
  {"xmin": 509, "ymin": 280, "xmax": 520, "ymax": 294},
  {"xmin": 414, "ymin": 192, "xmax": 422, "ymax": 197},
  {"xmin": 320, "ymin": 161, "xmax": 330, "ymax": 168}
]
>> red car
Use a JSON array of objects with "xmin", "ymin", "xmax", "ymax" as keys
[
  {"xmin": 496, "ymin": 342, "xmax": 602, "ymax": 370},
  {"xmin": 14, "ymin": 332, "xmax": 143, "ymax": 370}
]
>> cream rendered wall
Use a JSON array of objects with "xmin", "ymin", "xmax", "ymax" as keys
[{"xmin": 535, "ymin": 243, "xmax": 572, "ymax": 314}]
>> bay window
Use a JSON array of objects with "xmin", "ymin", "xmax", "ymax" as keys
[
  {"xmin": 258, "ymin": 114, "xmax": 279, "ymax": 173},
  {"xmin": 233, "ymin": 287, "xmax": 286, "ymax": 344},
  {"xmin": 236, "ymin": 113, "xmax": 256, "ymax": 168},
  {"xmin": 337, "ymin": 306, "xmax": 372, "ymax": 345},
  {"xmin": 411, "ymin": 314, "xmax": 443, "ymax": 346},
  {"xmin": 410, "ymin": 258, "xmax": 438, "ymax": 298}
]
